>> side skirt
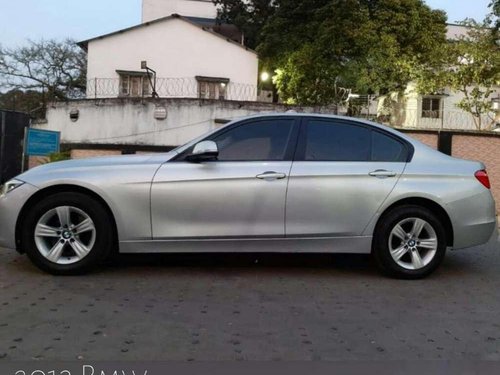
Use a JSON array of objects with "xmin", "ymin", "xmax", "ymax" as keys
[{"xmin": 119, "ymin": 236, "xmax": 373, "ymax": 254}]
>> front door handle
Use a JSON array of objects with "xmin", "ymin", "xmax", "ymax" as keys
[
  {"xmin": 369, "ymin": 169, "xmax": 397, "ymax": 178},
  {"xmin": 256, "ymin": 171, "xmax": 287, "ymax": 180}
]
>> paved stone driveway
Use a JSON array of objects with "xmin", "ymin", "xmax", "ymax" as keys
[{"xmin": 0, "ymin": 235, "xmax": 499, "ymax": 361}]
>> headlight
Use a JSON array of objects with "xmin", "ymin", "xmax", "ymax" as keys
[{"xmin": 0, "ymin": 179, "xmax": 25, "ymax": 198}]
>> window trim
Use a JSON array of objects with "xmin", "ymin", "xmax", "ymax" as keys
[
  {"xmin": 294, "ymin": 117, "xmax": 414, "ymax": 163},
  {"xmin": 421, "ymin": 96, "xmax": 443, "ymax": 119},
  {"xmin": 172, "ymin": 116, "xmax": 300, "ymax": 163},
  {"xmin": 196, "ymin": 76, "xmax": 230, "ymax": 100},
  {"xmin": 117, "ymin": 70, "xmax": 152, "ymax": 97}
]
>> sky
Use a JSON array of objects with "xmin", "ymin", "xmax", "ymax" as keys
[{"xmin": 0, "ymin": 0, "xmax": 493, "ymax": 48}]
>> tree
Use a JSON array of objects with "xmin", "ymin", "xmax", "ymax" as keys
[
  {"xmin": 491, "ymin": 0, "xmax": 500, "ymax": 29},
  {"xmin": 0, "ymin": 89, "xmax": 46, "ymax": 118},
  {"xmin": 0, "ymin": 39, "xmax": 86, "ymax": 103},
  {"xmin": 263, "ymin": 0, "xmax": 373, "ymax": 106},
  {"xmin": 413, "ymin": 19, "xmax": 500, "ymax": 130},
  {"xmin": 215, "ymin": 0, "xmax": 447, "ymax": 105},
  {"xmin": 213, "ymin": 0, "xmax": 277, "ymax": 50}
]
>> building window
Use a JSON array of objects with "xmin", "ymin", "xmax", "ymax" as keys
[
  {"xmin": 421, "ymin": 97, "xmax": 442, "ymax": 119},
  {"xmin": 117, "ymin": 70, "xmax": 151, "ymax": 97},
  {"xmin": 196, "ymin": 76, "xmax": 229, "ymax": 100}
]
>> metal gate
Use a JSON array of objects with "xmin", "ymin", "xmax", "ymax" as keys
[{"xmin": 0, "ymin": 110, "xmax": 30, "ymax": 184}]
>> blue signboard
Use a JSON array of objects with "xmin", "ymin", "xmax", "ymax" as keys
[{"xmin": 25, "ymin": 128, "xmax": 61, "ymax": 156}]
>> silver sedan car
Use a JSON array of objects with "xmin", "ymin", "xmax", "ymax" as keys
[{"xmin": 0, "ymin": 114, "xmax": 496, "ymax": 278}]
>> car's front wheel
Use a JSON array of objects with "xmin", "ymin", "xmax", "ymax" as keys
[
  {"xmin": 21, "ymin": 192, "xmax": 114, "ymax": 275},
  {"xmin": 373, "ymin": 205, "xmax": 447, "ymax": 279}
]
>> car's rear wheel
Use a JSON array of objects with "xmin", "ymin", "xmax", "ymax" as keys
[
  {"xmin": 373, "ymin": 205, "xmax": 447, "ymax": 279},
  {"xmin": 21, "ymin": 192, "xmax": 114, "ymax": 275}
]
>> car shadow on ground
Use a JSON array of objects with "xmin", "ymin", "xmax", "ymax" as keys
[
  {"xmin": 103, "ymin": 251, "xmax": 482, "ymax": 279},
  {"xmin": 3, "ymin": 246, "xmax": 489, "ymax": 279},
  {"xmin": 99, "ymin": 233, "xmax": 498, "ymax": 277},
  {"xmin": 107, "ymin": 252, "xmax": 375, "ymax": 272}
]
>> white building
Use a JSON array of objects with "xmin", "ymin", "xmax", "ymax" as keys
[
  {"xmin": 378, "ymin": 24, "xmax": 500, "ymax": 131},
  {"xmin": 79, "ymin": 1, "xmax": 258, "ymax": 101},
  {"xmin": 142, "ymin": 0, "xmax": 217, "ymax": 22},
  {"xmin": 31, "ymin": 0, "xmax": 269, "ymax": 160}
]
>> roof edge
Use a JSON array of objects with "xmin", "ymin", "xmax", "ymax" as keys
[{"xmin": 77, "ymin": 13, "xmax": 257, "ymax": 55}]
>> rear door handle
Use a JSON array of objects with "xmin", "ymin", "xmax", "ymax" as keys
[
  {"xmin": 256, "ymin": 171, "xmax": 287, "ymax": 180},
  {"xmin": 369, "ymin": 169, "xmax": 397, "ymax": 178}
]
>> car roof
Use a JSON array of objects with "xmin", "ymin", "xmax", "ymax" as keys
[
  {"xmin": 231, "ymin": 112, "xmax": 416, "ymax": 142},
  {"xmin": 174, "ymin": 112, "xmax": 432, "ymax": 157}
]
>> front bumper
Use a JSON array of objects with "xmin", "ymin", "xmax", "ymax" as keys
[{"xmin": 0, "ymin": 182, "xmax": 39, "ymax": 251}]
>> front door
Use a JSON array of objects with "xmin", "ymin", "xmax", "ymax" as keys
[
  {"xmin": 286, "ymin": 118, "xmax": 409, "ymax": 237},
  {"xmin": 151, "ymin": 117, "xmax": 299, "ymax": 239}
]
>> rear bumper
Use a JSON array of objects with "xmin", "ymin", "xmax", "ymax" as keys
[
  {"xmin": 448, "ymin": 189, "xmax": 497, "ymax": 249},
  {"xmin": 0, "ymin": 182, "xmax": 38, "ymax": 251}
]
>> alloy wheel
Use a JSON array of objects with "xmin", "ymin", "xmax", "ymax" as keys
[
  {"xmin": 388, "ymin": 217, "xmax": 438, "ymax": 270},
  {"xmin": 34, "ymin": 206, "xmax": 96, "ymax": 265}
]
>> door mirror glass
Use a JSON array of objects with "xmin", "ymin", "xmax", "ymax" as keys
[{"xmin": 186, "ymin": 140, "xmax": 219, "ymax": 162}]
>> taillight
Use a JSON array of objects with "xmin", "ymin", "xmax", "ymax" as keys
[{"xmin": 475, "ymin": 170, "xmax": 491, "ymax": 189}]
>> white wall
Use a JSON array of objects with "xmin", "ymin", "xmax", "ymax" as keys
[
  {"xmin": 398, "ymin": 83, "xmax": 499, "ymax": 130},
  {"xmin": 446, "ymin": 24, "xmax": 469, "ymax": 40},
  {"xmin": 142, "ymin": 0, "xmax": 218, "ymax": 23},
  {"xmin": 86, "ymin": 17, "xmax": 258, "ymax": 96},
  {"xmin": 40, "ymin": 99, "xmax": 333, "ymax": 147}
]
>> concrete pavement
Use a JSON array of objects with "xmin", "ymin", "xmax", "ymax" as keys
[{"xmin": 0, "ymin": 235, "xmax": 498, "ymax": 361}]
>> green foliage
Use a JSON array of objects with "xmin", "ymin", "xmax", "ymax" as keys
[
  {"xmin": 272, "ymin": 45, "xmax": 350, "ymax": 106},
  {"xmin": 413, "ymin": 19, "xmax": 500, "ymax": 130},
  {"xmin": 491, "ymin": 0, "xmax": 500, "ymax": 29},
  {"xmin": 44, "ymin": 151, "xmax": 71, "ymax": 164},
  {"xmin": 213, "ymin": 0, "xmax": 277, "ymax": 49},
  {"xmin": 215, "ymin": 0, "xmax": 448, "ymax": 105}
]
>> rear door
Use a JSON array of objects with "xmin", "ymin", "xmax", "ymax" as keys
[{"xmin": 286, "ymin": 118, "xmax": 409, "ymax": 237}]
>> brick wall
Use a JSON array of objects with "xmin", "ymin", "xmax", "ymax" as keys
[
  {"xmin": 70, "ymin": 149, "xmax": 122, "ymax": 159},
  {"xmin": 28, "ymin": 150, "xmax": 123, "ymax": 169},
  {"xmin": 28, "ymin": 156, "xmax": 48, "ymax": 169},
  {"xmin": 401, "ymin": 130, "xmax": 499, "ymax": 214},
  {"xmin": 451, "ymin": 134, "xmax": 500, "ymax": 214},
  {"xmin": 402, "ymin": 131, "xmax": 438, "ymax": 149}
]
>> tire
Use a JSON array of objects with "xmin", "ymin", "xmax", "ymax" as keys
[
  {"xmin": 372, "ymin": 205, "xmax": 447, "ymax": 279},
  {"xmin": 21, "ymin": 192, "xmax": 114, "ymax": 275}
]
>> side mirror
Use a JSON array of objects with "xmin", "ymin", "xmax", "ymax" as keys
[{"xmin": 186, "ymin": 140, "xmax": 219, "ymax": 162}]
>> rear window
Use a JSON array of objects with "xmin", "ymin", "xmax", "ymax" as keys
[
  {"xmin": 371, "ymin": 131, "xmax": 407, "ymax": 162},
  {"xmin": 302, "ymin": 120, "xmax": 408, "ymax": 162},
  {"xmin": 304, "ymin": 121, "xmax": 371, "ymax": 161}
]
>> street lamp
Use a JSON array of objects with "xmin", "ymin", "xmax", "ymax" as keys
[{"xmin": 260, "ymin": 72, "xmax": 270, "ymax": 82}]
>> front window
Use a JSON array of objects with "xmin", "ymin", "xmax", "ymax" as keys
[
  {"xmin": 196, "ymin": 76, "xmax": 229, "ymax": 100},
  {"xmin": 211, "ymin": 119, "xmax": 295, "ymax": 161},
  {"xmin": 421, "ymin": 97, "xmax": 442, "ymax": 119},
  {"xmin": 117, "ymin": 71, "xmax": 151, "ymax": 97}
]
